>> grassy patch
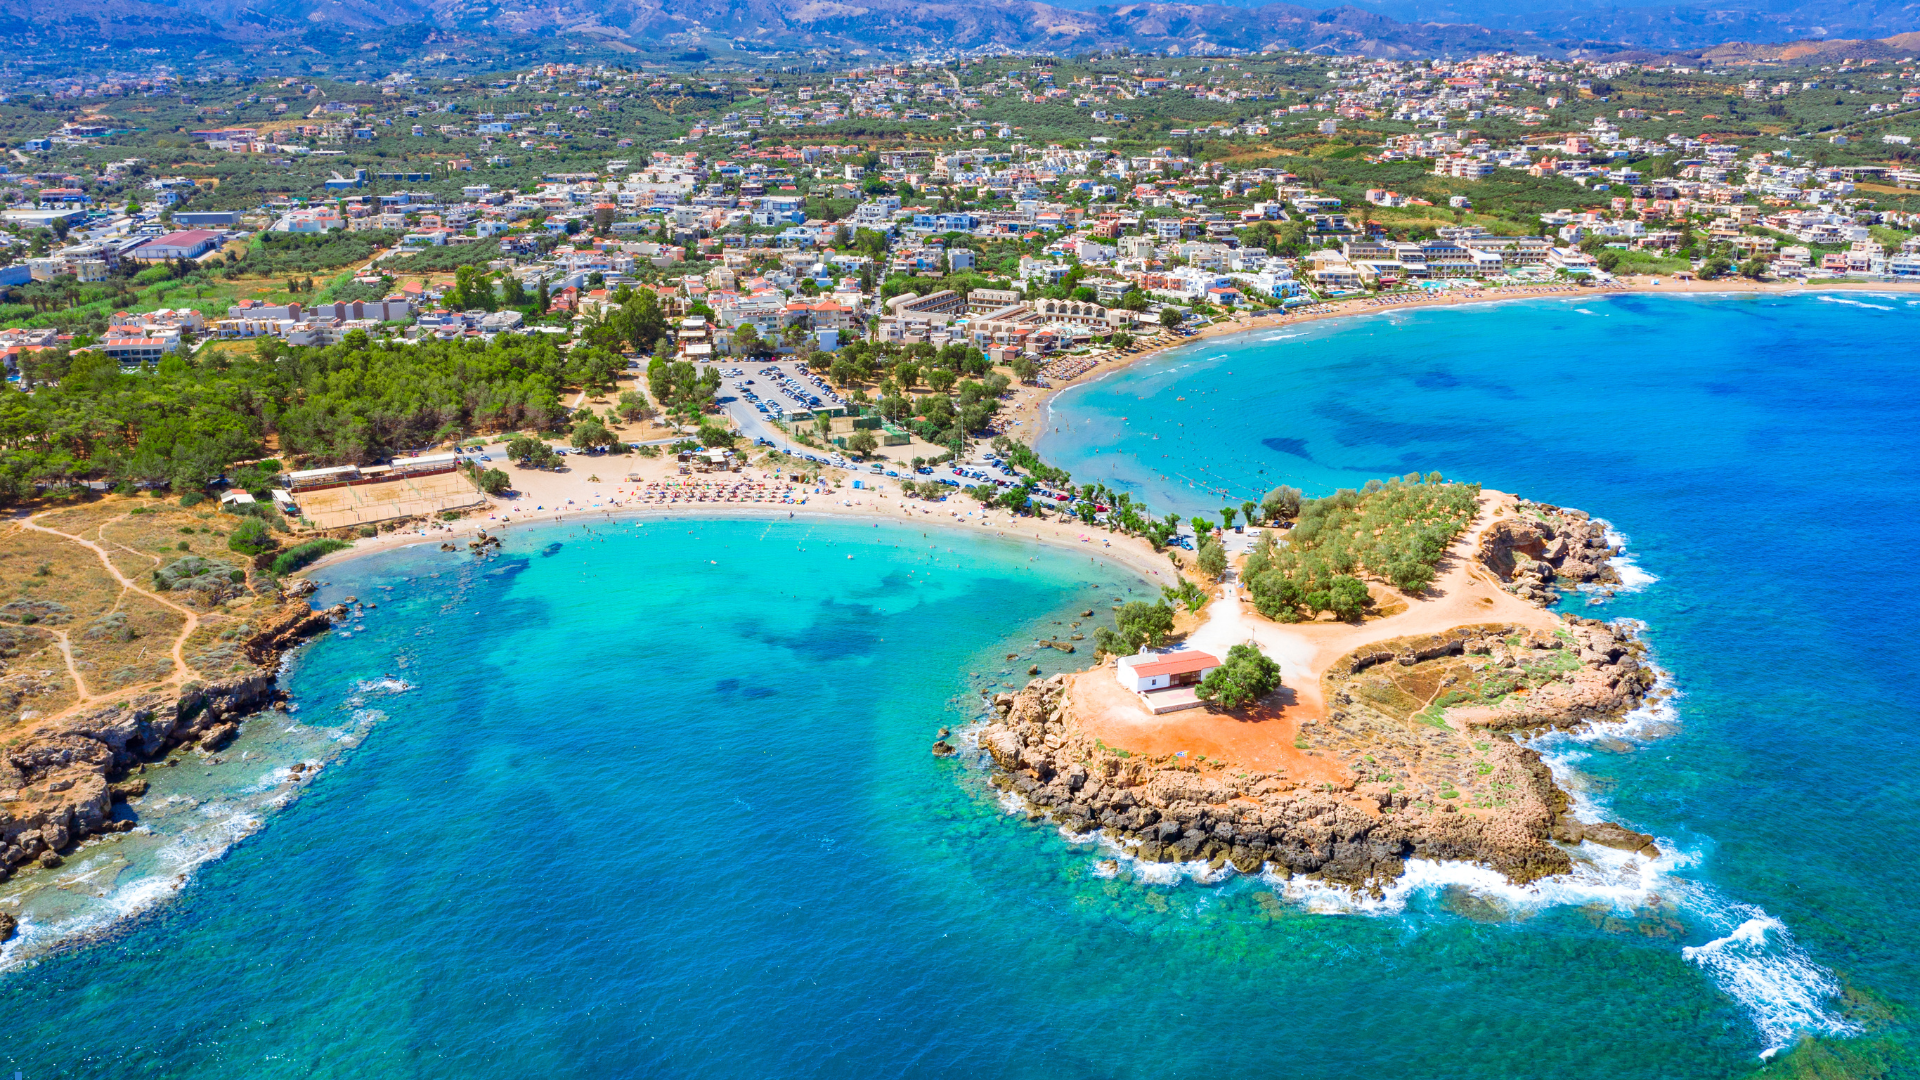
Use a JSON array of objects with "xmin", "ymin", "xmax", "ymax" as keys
[{"xmin": 271, "ymin": 538, "xmax": 351, "ymax": 576}]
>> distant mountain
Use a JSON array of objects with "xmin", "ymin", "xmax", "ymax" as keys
[
  {"xmin": 0, "ymin": 0, "xmax": 1574, "ymax": 60},
  {"xmin": 0, "ymin": 0, "xmax": 1913, "ymax": 63},
  {"xmin": 1046, "ymin": 0, "xmax": 1920, "ymax": 50}
]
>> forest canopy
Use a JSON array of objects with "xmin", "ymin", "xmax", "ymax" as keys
[{"xmin": 0, "ymin": 334, "xmax": 626, "ymax": 501}]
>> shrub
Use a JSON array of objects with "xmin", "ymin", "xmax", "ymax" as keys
[
  {"xmin": 1195, "ymin": 537, "xmax": 1227, "ymax": 580},
  {"xmin": 697, "ymin": 421, "xmax": 736, "ymax": 449},
  {"xmin": 1243, "ymin": 478, "xmax": 1478, "ymax": 621},
  {"xmin": 475, "ymin": 468, "xmax": 511, "ymax": 495},
  {"xmin": 1092, "ymin": 600, "xmax": 1176, "ymax": 656},
  {"xmin": 1260, "ymin": 485, "xmax": 1302, "ymax": 522},
  {"xmin": 506, "ymin": 436, "xmax": 561, "ymax": 469},
  {"xmin": 227, "ymin": 517, "xmax": 277, "ymax": 556},
  {"xmin": 153, "ymin": 556, "xmax": 236, "ymax": 592},
  {"xmin": 270, "ymin": 538, "xmax": 351, "ymax": 576},
  {"xmin": 0, "ymin": 599, "xmax": 70, "ymax": 624}
]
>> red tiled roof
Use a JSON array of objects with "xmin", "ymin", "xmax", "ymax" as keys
[{"xmin": 1128, "ymin": 651, "xmax": 1221, "ymax": 678}]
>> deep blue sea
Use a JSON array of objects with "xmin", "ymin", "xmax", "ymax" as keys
[{"xmin": 2, "ymin": 291, "xmax": 1915, "ymax": 1078}]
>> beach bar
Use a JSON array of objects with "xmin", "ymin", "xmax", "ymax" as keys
[{"xmin": 285, "ymin": 464, "xmax": 361, "ymax": 492}]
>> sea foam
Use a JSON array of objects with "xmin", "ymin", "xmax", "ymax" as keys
[
  {"xmin": 1817, "ymin": 295, "xmax": 1894, "ymax": 312},
  {"xmin": 1602, "ymin": 528, "xmax": 1660, "ymax": 593},
  {"xmin": 1528, "ymin": 685, "xmax": 1856, "ymax": 1057}
]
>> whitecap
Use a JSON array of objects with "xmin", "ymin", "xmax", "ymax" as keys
[
  {"xmin": 1683, "ymin": 911, "xmax": 1858, "ymax": 1056},
  {"xmin": 1816, "ymin": 295, "xmax": 1894, "ymax": 312},
  {"xmin": 1258, "ymin": 845, "xmax": 1671, "ymax": 919},
  {"xmin": 1526, "ymin": 688, "xmax": 1852, "ymax": 1056},
  {"xmin": 1602, "ymin": 528, "xmax": 1659, "ymax": 592},
  {"xmin": 1089, "ymin": 833, "xmax": 1236, "ymax": 885}
]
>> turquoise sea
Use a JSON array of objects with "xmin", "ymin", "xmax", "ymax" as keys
[{"xmin": 2, "ymin": 291, "xmax": 1915, "ymax": 1077}]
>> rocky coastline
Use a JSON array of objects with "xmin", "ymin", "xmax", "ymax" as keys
[
  {"xmin": 0, "ymin": 588, "xmax": 344, "ymax": 919},
  {"xmin": 1478, "ymin": 501, "xmax": 1624, "ymax": 605},
  {"xmin": 968, "ymin": 503, "xmax": 1667, "ymax": 895}
]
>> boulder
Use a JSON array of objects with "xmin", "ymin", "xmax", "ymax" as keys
[
  {"xmin": 201, "ymin": 723, "xmax": 240, "ymax": 752},
  {"xmin": 1552, "ymin": 818, "xmax": 1659, "ymax": 858}
]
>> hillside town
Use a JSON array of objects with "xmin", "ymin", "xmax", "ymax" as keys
[{"xmin": 0, "ymin": 48, "xmax": 1916, "ymax": 479}]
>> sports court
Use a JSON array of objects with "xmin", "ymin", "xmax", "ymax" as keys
[{"xmin": 296, "ymin": 472, "xmax": 486, "ymax": 530}]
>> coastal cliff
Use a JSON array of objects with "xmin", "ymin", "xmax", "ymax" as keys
[{"xmin": 0, "ymin": 595, "xmax": 344, "ymax": 887}]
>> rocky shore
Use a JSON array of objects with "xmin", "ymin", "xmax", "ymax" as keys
[
  {"xmin": 969, "ymin": 502, "xmax": 1667, "ymax": 894},
  {"xmin": 1478, "ymin": 501, "xmax": 1623, "ymax": 604},
  {"xmin": 0, "ymin": 591, "xmax": 344, "ymax": 909}
]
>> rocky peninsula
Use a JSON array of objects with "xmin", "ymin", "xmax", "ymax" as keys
[
  {"xmin": 0, "ymin": 589, "xmax": 344, "ymax": 918},
  {"xmin": 970, "ymin": 494, "xmax": 1665, "ymax": 894}
]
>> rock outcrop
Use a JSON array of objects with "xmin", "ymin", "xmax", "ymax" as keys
[
  {"xmin": 0, "ymin": 599, "xmax": 344, "ymax": 879},
  {"xmin": 975, "ymin": 675, "xmax": 1577, "ymax": 890},
  {"xmin": 1479, "ymin": 502, "xmax": 1621, "ymax": 604}
]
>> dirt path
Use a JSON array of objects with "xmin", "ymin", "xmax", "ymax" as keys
[
  {"xmin": 20, "ymin": 512, "xmax": 203, "ymax": 708},
  {"xmin": 1074, "ymin": 491, "xmax": 1553, "ymax": 774},
  {"xmin": 44, "ymin": 628, "xmax": 91, "ymax": 702},
  {"xmin": 1189, "ymin": 490, "xmax": 1553, "ymax": 687}
]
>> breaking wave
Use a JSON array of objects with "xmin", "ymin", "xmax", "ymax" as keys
[
  {"xmin": 1816, "ymin": 295, "xmax": 1894, "ymax": 312},
  {"xmin": 1603, "ymin": 528, "xmax": 1659, "ymax": 593}
]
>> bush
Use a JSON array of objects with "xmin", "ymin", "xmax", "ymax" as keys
[
  {"xmin": 475, "ymin": 468, "xmax": 511, "ymax": 495},
  {"xmin": 1162, "ymin": 578, "xmax": 1207, "ymax": 612},
  {"xmin": 1092, "ymin": 600, "xmax": 1176, "ymax": 656},
  {"xmin": 153, "ymin": 555, "xmax": 237, "ymax": 592},
  {"xmin": 227, "ymin": 517, "xmax": 277, "ymax": 556},
  {"xmin": 270, "ymin": 538, "xmax": 351, "ymax": 576},
  {"xmin": 1243, "ymin": 477, "xmax": 1478, "ymax": 621},
  {"xmin": 697, "ymin": 421, "xmax": 736, "ymax": 449},
  {"xmin": 506, "ymin": 436, "xmax": 561, "ymax": 469},
  {"xmin": 1195, "ymin": 537, "xmax": 1227, "ymax": 580},
  {"xmin": 1260, "ymin": 485, "xmax": 1302, "ymax": 522}
]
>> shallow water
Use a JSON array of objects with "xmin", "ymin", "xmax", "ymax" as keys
[{"xmin": 1, "ymin": 292, "xmax": 1913, "ymax": 1077}]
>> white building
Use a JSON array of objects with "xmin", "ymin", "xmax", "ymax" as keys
[{"xmin": 1116, "ymin": 650, "xmax": 1220, "ymax": 693}]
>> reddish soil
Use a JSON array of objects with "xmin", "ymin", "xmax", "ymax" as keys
[{"xmin": 1067, "ymin": 670, "xmax": 1351, "ymax": 787}]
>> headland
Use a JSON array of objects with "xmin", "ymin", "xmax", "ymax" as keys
[
  {"xmin": 0, "ymin": 291, "xmax": 1747, "ymax": 930},
  {"xmin": 972, "ymin": 490, "xmax": 1666, "ymax": 893}
]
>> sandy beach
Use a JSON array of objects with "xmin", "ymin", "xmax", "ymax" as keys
[{"xmin": 308, "ymin": 443, "xmax": 1187, "ymax": 590}]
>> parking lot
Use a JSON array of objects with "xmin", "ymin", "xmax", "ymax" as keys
[
  {"xmin": 718, "ymin": 360, "xmax": 847, "ymax": 421},
  {"xmin": 712, "ymin": 359, "xmax": 856, "ymax": 455}
]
